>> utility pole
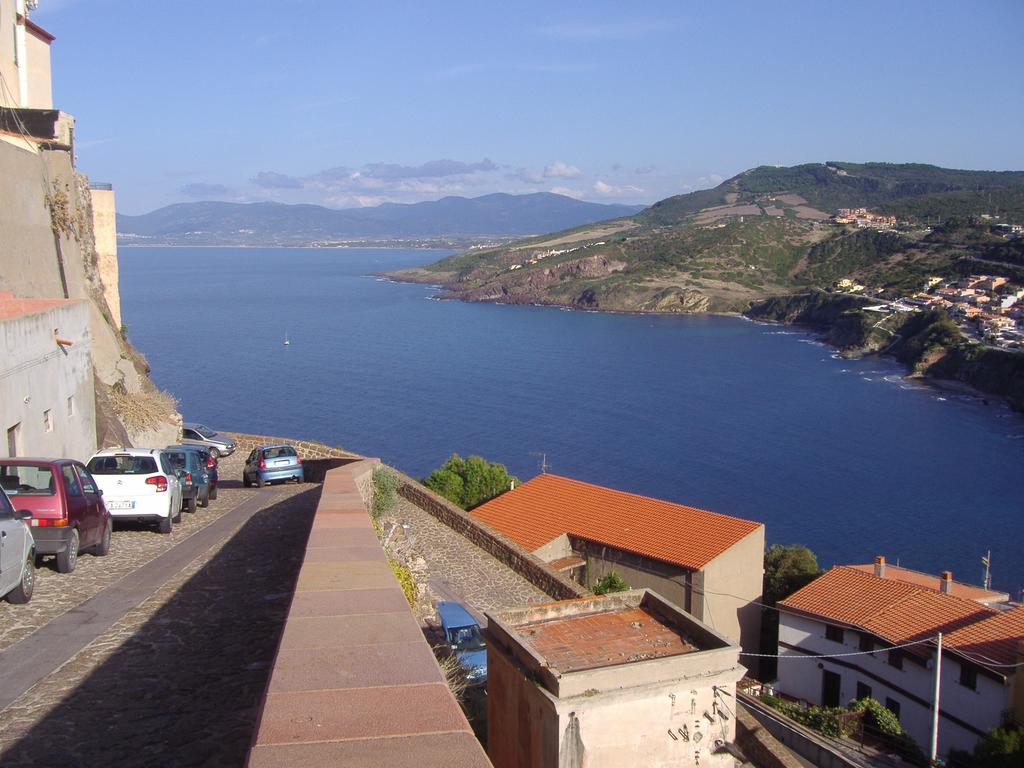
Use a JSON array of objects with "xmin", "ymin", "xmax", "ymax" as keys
[{"xmin": 930, "ymin": 632, "xmax": 943, "ymax": 764}]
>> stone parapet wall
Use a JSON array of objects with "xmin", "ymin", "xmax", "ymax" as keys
[
  {"xmin": 247, "ymin": 458, "xmax": 492, "ymax": 767},
  {"xmin": 392, "ymin": 470, "xmax": 589, "ymax": 601},
  {"xmin": 735, "ymin": 704, "xmax": 805, "ymax": 768},
  {"xmin": 223, "ymin": 431, "xmax": 362, "ymax": 460}
]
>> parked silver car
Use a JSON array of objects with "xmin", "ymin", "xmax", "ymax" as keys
[
  {"xmin": 0, "ymin": 486, "xmax": 35, "ymax": 604},
  {"xmin": 181, "ymin": 423, "xmax": 236, "ymax": 458}
]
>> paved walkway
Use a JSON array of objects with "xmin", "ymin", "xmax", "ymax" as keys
[{"xmin": 0, "ymin": 453, "xmax": 316, "ymax": 767}]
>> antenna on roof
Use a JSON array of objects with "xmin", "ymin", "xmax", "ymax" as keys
[
  {"xmin": 982, "ymin": 550, "xmax": 992, "ymax": 591},
  {"xmin": 529, "ymin": 451, "xmax": 550, "ymax": 474}
]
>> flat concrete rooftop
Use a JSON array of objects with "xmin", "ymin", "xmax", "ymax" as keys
[{"xmin": 512, "ymin": 603, "xmax": 697, "ymax": 673}]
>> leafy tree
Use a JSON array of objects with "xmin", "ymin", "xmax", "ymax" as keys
[
  {"xmin": 423, "ymin": 453, "xmax": 519, "ymax": 509},
  {"xmin": 593, "ymin": 571, "xmax": 629, "ymax": 595},
  {"xmin": 764, "ymin": 544, "xmax": 822, "ymax": 605},
  {"xmin": 948, "ymin": 725, "xmax": 1024, "ymax": 768}
]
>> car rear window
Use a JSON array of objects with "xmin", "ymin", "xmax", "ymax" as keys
[
  {"xmin": 263, "ymin": 447, "xmax": 296, "ymax": 459},
  {"xmin": 0, "ymin": 465, "xmax": 55, "ymax": 496},
  {"xmin": 87, "ymin": 455, "xmax": 159, "ymax": 475},
  {"xmin": 196, "ymin": 426, "xmax": 217, "ymax": 438}
]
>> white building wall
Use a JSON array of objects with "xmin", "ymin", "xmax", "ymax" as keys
[
  {"xmin": 0, "ymin": 301, "xmax": 96, "ymax": 461},
  {"xmin": 777, "ymin": 612, "xmax": 1011, "ymax": 756}
]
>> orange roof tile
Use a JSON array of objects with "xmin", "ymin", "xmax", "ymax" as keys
[
  {"xmin": 779, "ymin": 567, "xmax": 1024, "ymax": 672},
  {"xmin": 0, "ymin": 293, "xmax": 79, "ymax": 321},
  {"xmin": 847, "ymin": 563, "xmax": 1008, "ymax": 603},
  {"xmin": 471, "ymin": 474, "xmax": 762, "ymax": 570}
]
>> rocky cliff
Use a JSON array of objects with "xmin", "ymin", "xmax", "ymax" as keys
[
  {"xmin": 746, "ymin": 292, "xmax": 1024, "ymax": 412},
  {"xmin": 0, "ymin": 129, "xmax": 180, "ymax": 448}
]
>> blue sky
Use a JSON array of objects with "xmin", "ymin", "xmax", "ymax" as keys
[{"xmin": 35, "ymin": 0, "xmax": 1024, "ymax": 214}]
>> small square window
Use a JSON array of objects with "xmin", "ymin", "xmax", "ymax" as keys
[
  {"xmin": 856, "ymin": 681, "xmax": 872, "ymax": 701},
  {"xmin": 66, "ymin": 396, "xmax": 75, "ymax": 417},
  {"xmin": 43, "ymin": 409, "xmax": 53, "ymax": 433},
  {"xmin": 825, "ymin": 625, "xmax": 844, "ymax": 643},
  {"xmin": 885, "ymin": 697, "xmax": 901, "ymax": 721},
  {"xmin": 859, "ymin": 634, "xmax": 873, "ymax": 653},
  {"xmin": 889, "ymin": 650, "xmax": 903, "ymax": 670}
]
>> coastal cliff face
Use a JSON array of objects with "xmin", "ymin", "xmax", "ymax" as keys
[
  {"xmin": 0, "ymin": 135, "xmax": 180, "ymax": 448},
  {"xmin": 746, "ymin": 292, "xmax": 1024, "ymax": 412}
]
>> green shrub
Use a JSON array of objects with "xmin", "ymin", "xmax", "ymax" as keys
[
  {"xmin": 850, "ymin": 697, "xmax": 902, "ymax": 738},
  {"xmin": 422, "ymin": 453, "xmax": 519, "ymax": 509},
  {"xmin": 388, "ymin": 557, "xmax": 417, "ymax": 606},
  {"xmin": 593, "ymin": 571, "xmax": 629, "ymax": 595},
  {"xmin": 372, "ymin": 465, "xmax": 400, "ymax": 519}
]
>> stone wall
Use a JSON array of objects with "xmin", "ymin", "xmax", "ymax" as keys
[
  {"xmin": 89, "ymin": 186, "xmax": 120, "ymax": 329},
  {"xmin": 223, "ymin": 431, "xmax": 361, "ymax": 460},
  {"xmin": 735, "ymin": 705, "xmax": 805, "ymax": 768},
  {"xmin": 247, "ymin": 459, "xmax": 492, "ymax": 768},
  {"xmin": 393, "ymin": 470, "xmax": 588, "ymax": 601}
]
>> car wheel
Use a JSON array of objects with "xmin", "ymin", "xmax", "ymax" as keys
[
  {"xmin": 256, "ymin": 478, "xmax": 265, "ymax": 488},
  {"xmin": 209, "ymin": 447, "xmax": 220, "ymax": 459},
  {"xmin": 93, "ymin": 519, "xmax": 112, "ymax": 556},
  {"xmin": 199, "ymin": 490, "xmax": 210, "ymax": 508},
  {"xmin": 242, "ymin": 474, "xmax": 251, "ymax": 488},
  {"xmin": 6, "ymin": 551, "xmax": 35, "ymax": 604},
  {"xmin": 158, "ymin": 514, "xmax": 172, "ymax": 534},
  {"xmin": 186, "ymin": 494, "xmax": 197, "ymax": 514},
  {"xmin": 209, "ymin": 486, "xmax": 218, "ymax": 501},
  {"xmin": 56, "ymin": 528, "xmax": 79, "ymax": 574}
]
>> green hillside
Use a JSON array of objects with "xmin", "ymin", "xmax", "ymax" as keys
[{"xmin": 391, "ymin": 161, "xmax": 1024, "ymax": 314}]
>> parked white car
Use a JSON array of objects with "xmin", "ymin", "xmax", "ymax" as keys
[
  {"xmin": 85, "ymin": 449, "xmax": 183, "ymax": 534},
  {"xmin": 0, "ymin": 486, "xmax": 35, "ymax": 603}
]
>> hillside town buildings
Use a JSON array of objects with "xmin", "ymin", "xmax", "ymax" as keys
[
  {"xmin": 471, "ymin": 473, "xmax": 765, "ymax": 655},
  {"xmin": 775, "ymin": 558, "xmax": 1024, "ymax": 757},
  {"xmin": 833, "ymin": 208, "xmax": 898, "ymax": 229}
]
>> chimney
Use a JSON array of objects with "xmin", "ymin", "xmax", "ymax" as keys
[
  {"xmin": 874, "ymin": 555, "xmax": 886, "ymax": 578},
  {"xmin": 941, "ymin": 571, "xmax": 953, "ymax": 595}
]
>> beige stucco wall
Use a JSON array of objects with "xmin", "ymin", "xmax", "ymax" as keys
[
  {"xmin": 1015, "ymin": 641, "xmax": 1024, "ymax": 726},
  {"xmin": 583, "ymin": 542, "xmax": 690, "ymax": 612},
  {"xmin": 90, "ymin": 188, "xmax": 120, "ymax": 329},
  {"xmin": 0, "ymin": 1, "xmax": 19, "ymax": 108},
  {"xmin": 695, "ymin": 525, "xmax": 765, "ymax": 656},
  {"xmin": 24, "ymin": 25, "xmax": 53, "ymax": 110},
  {"xmin": 0, "ymin": 301, "xmax": 96, "ymax": 460}
]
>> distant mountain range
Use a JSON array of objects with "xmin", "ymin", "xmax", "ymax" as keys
[
  {"xmin": 392, "ymin": 162, "xmax": 1024, "ymax": 314},
  {"xmin": 116, "ymin": 193, "xmax": 647, "ymax": 245}
]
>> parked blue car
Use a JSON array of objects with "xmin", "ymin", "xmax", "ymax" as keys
[
  {"xmin": 438, "ymin": 601, "xmax": 487, "ymax": 685},
  {"xmin": 242, "ymin": 444, "xmax": 303, "ymax": 487},
  {"xmin": 167, "ymin": 444, "xmax": 219, "ymax": 500},
  {"xmin": 163, "ymin": 447, "xmax": 211, "ymax": 513}
]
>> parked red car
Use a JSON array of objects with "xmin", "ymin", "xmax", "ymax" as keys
[{"xmin": 0, "ymin": 459, "xmax": 112, "ymax": 573}]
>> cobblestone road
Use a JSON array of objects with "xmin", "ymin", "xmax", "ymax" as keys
[
  {"xmin": 0, "ymin": 452, "xmax": 316, "ymax": 767},
  {"xmin": 387, "ymin": 495, "xmax": 549, "ymax": 623}
]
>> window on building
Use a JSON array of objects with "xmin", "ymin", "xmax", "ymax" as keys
[
  {"xmin": 889, "ymin": 649, "xmax": 903, "ymax": 670},
  {"xmin": 66, "ymin": 396, "xmax": 75, "ymax": 417},
  {"xmin": 6, "ymin": 423, "xmax": 20, "ymax": 457},
  {"xmin": 959, "ymin": 664, "xmax": 978, "ymax": 691},
  {"xmin": 859, "ymin": 634, "xmax": 873, "ymax": 653},
  {"xmin": 885, "ymin": 697, "xmax": 901, "ymax": 721},
  {"xmin": 43, "ymin": 409, "xmax": 53, "ymax": 433},
  {"xmin": 825, "ymin": 625, "xmax": 844, "ymax": 643},
  {"xmin": 856, "ymin": 681, "xmax": 872, "ymax": 701}
]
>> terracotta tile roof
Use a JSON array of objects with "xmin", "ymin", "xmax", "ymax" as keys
[
  {"xmin": 471, "ymin": 473, "xmax": 762, "ymax": 570},
  {"xmin": 779, "ymin": 567, "xmax": 1024, "ymax": 672},
  {"xmin": 847, "ymin": 562, "xmax": 1008, "ymax": 603},
  {"xmin": 0, "ymin": 292, "xmax": 79, "ymax": 320}
]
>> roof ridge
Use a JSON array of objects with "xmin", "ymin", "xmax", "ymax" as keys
[{"xmin": 526, "ymin": 473, "xmax": 763, "ymax": 528}]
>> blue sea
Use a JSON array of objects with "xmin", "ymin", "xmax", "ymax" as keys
[{"xmin": 120, "ymin": 247, "xmax": 1024, "ymax": 594}]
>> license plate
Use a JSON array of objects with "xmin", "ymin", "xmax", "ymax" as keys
[
  {"xmin": 108, "ymin": 500, "xmax": 135, "ymax": 510},
  {"xmin": 274, "ymin": 460, "xmax": 289, "ymax": 466}
]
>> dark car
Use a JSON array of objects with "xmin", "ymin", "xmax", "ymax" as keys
[
  {"xmin": 167, "ymin": 444, "xmax": 219, "ymax": 501},
  {"xmin": 0, "ymin": 459, "xmax": 112, "ymax": 573},
  {"xmin": 163, "ymin": 448, "xmax": 211, "ymax": 513},
  {"xmin": 181, "ymin": 423, "xmax": 236, "ymax": 458},
  {"xmin": 243, "ymin": 444, "xmax": 304, "ymax": 487}
]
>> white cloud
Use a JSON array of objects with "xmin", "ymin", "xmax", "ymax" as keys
[
  {"xmin": 544, "ymin": 161, "xmax": 581, "ymax": 179},
  {"xmin": 594, "ymin": 180, "xmax": 644, "ymax": 197},
  {"xmin": 549, "ymin": 186, "xmax": 585, "ymax": 199}
]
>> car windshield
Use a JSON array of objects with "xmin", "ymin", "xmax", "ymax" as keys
[
  {"xmin": 195, "ymin": 425, "xmax": 217, "ymax": 439},
  {"xmin": 87, "ymin": 456, "xmax": 159, "ymax": 475},
  {"xmin": 263, "ymin": 447, "xmax": 296, "ymax": 459},
  {"xmin": 448, "ymin": 625, "xmax": 485, "ymax": 651},
  {"xmin": 0, "ymin": 465, "xmax": 55, "ymax": 496}
]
